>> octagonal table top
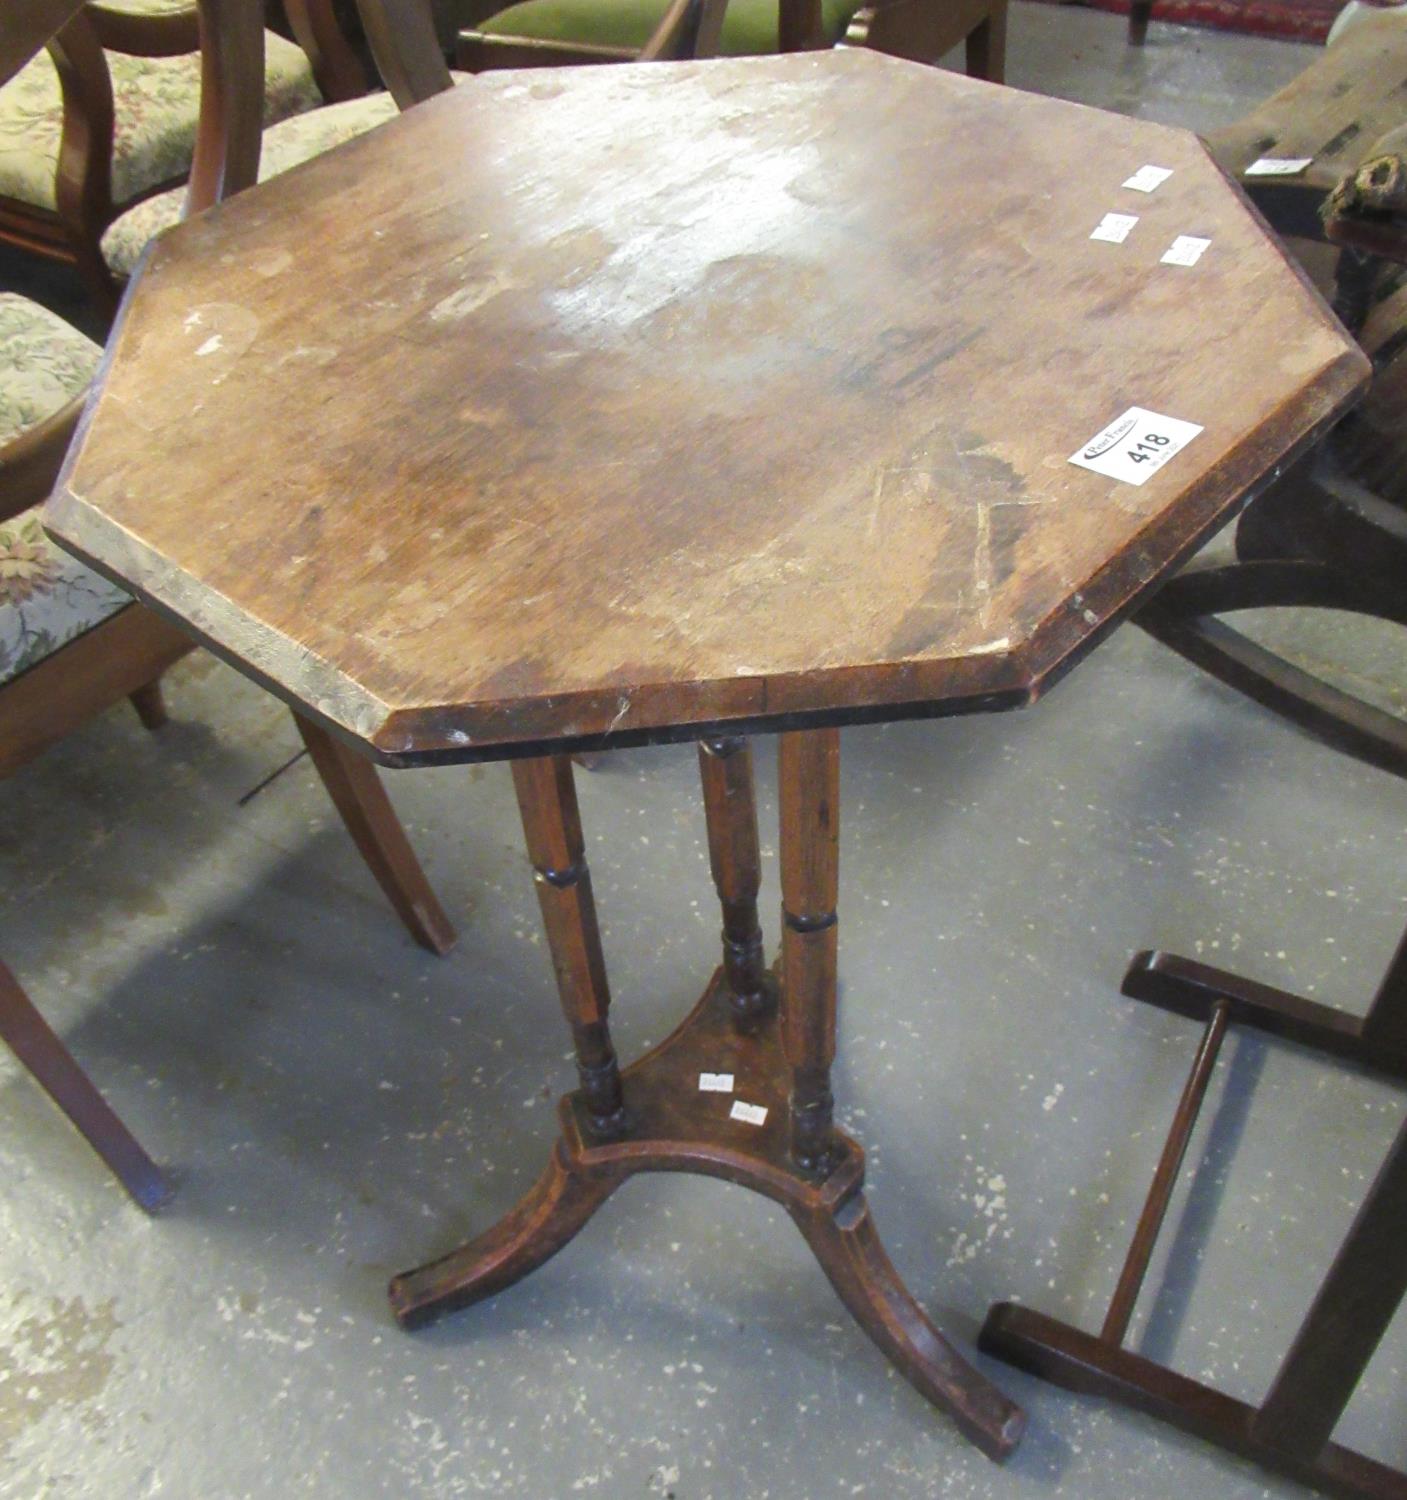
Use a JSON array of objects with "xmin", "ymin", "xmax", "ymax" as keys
[{"xmin": 49, "ymin": 51, "xmax": 1367, "ymax": 764}]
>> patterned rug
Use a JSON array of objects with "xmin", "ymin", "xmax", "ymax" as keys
[{"xmin": 1052, "ymin": 0, "xmax": 1344, "ymax": 41}]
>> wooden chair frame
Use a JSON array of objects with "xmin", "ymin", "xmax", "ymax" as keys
[
  {"xmin": 454, "ymin": 0, "xmax": 1006, "ymax": 84},
  {"xmin": 0, "ymin": 0, "xmax": 455, "ymax": 1208},
  {"xmin": 0, "ymin": 0, "xmax": 366, "ymax": 312}
]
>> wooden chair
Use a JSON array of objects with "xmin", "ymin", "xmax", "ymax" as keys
[
  {"xmin": 0, "ymin": 0, "xmax": 453, "ymax": 1208},
  {"xmin": 0, "ymin": 0, "xmax": 366, "ymax": 313},
  {"xmin": 1108, "ymin": 15, "xmax": 1407, "ymax": 782},
  {"xmin": 452, "ymin": 0, "xmax": 1005, "ymax": 85},
  {"xmin": 97, "ymin": 0, "xmax": 737, "ymax": 286}
]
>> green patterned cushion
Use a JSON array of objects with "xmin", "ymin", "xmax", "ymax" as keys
[
  {"xmin": 103, "ymin": 82, "xmax": 475, "ymax": 275},
  {"xmin": 0, "ymin": 296, "xmax": 130, "ymax": 685},
  {"xmin": 0, "ymin": 30, "xmax": 321, "ymax": 216},
  {"xmin": 0, "ymin": 292, "xmax": 100, "ymax": 445},
  {"xmin": 475, "ymin": 0, "xmax": 858, "ymax": 53}
]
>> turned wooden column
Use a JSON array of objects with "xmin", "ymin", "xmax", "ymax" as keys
[
  {"xmin": 778, "ymin": 727, "xmax": 840, "ymax": 1174},
  {"xmin": 512, "ymin": 755, "xmax": 625, "ymax": 1136},
  {"xmin": 698, "ymin": 737, "xmax": 775, "ymax": 1030}
]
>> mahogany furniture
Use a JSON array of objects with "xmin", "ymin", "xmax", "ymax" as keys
[
  {"xmin": 45, "ymin": 51, "xmax": 1365, "ymax": 1453},
  {"xmin": 0, "ymin": 0, "xmax": 452, "ymax": 1209},
  {"xmin": 454, "ymin": 0, "xmax": 1005, "ymax": 85},
  {"xmin": 0, "ymin": 0, "xmax": 367, "ymax": 313}
]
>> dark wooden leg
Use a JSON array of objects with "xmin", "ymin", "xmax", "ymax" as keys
[
  {"xmin": 512, "ymin": 755, "xmax": 626, "ymax": 1137},
  {"xmin": 779, "ymin": 728, "xmax": 840, "ymax": 1175},
  {"xmin": 0, "ymin": 959, "xmax": 171, "ymax": 1211},
  {"xmin": 964, "ymin": 0, "xmax": 1006, "ymax": 83},
  {"xmin": 1360, "ymin": 925, "xmax": 1407, "ymax": 1062},
  {"xmin": 389, "ymin": 1142, "xmax": 623, "ymax": 1328},
  {"xmin": 698, "ymin": 737, "xmax": 776, "ymax": 1030},
  {"xmin": 293, "ymin": 714, "xmax": 456, "ymax": 957},
  {"xmin": 389, "ymin": 736, "xmax": 1022, "ymax": 1460},
  {"xmin": 128, "ymin": 679, "xmax": 168, "ymax": 730},
  {"xmin": 1128, "ymin": 0, "xmax": 1152, "ymax": 44},
  {"xmin": 1253, "ymin": 1118, "xmax": 1407, "ymax": 1460},
  {"xmin": 388, "ymin": 754, "xmax": 627, "ymax": 1327},
  {"xmin": 776, "ymin": 728, "xmax": 1024, "ymax": 1459},
  {"xmin": 794, "ymin": 1189, "xmax": 1026, "ymax": 1459}
]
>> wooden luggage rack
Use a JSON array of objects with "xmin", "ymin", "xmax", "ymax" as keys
[{"xmin": 981, "ymin": 944, "xmax": 1407, "ymax": 1500}]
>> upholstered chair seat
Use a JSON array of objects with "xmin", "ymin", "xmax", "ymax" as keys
[
  {"xmin": 103, "ymin": 77, "xmax": 473, "ymax": 276},
  {"xmin": 0, "ymin": 29, "xmax": 321, "ymax": 219},
  {"xmin": 0, "ymin": 293, "xmax": 127, "ymax": 686},
  {"xmin": 473, "ymin": 0, "xmax": 858, "ymax": 54}
]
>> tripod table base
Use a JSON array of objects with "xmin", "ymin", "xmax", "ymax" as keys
[{"xmin": 389, "ymin": 967, "xmax": 1025, "ymax": 1462}]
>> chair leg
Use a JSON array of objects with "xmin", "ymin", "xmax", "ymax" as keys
[
  {"xmin": 965, "ymin": 0, "xmax": 1006, "ymax": 83},
  {"xmin": 0, "ymin": 959, "xmax": 171, "ymax": 1211},
  {"xmin": 293, "ymin": 714, "xmax": 457, "ymax": 956},
  {"xmin": 1137, "ymin": 560, "xmax": 1407, "ymax": 780},
  {"xmin": 1128, "ymin": 0, "xmax": 1152, "ymax": 44},
  {"xmin": 128, "ymin": 679, "xmax": 168, "ymax": 730}
]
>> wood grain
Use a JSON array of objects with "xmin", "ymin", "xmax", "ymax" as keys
[{"xmin": 51, "ymin": 53, "xmax": 1368, "ymax": 763}]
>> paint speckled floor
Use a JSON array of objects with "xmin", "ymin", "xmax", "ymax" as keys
[{"xmin": 4, "ymin": 10, "xmax": 1405, "ymax": 1497}]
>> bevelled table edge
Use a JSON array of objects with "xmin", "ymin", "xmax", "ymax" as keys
[{"xmin": 45, "ymin": 339, "xmax": 1370, "ymax": 769}]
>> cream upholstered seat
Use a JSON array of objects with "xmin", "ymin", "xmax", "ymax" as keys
[
  {"xmin": 0, "ymin": 293, "xmax": 127, "ymax": 686},
  {"xmin": 0, "ymin": 28, "xmax": 321, "ymax": 218},
  {"xmin": 102, "ymin": 77, "xmax": 473, "ymax": 277}
]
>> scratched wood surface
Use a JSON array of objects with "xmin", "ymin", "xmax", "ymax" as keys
[{"xmin": 50, "ymin": 51, "xmax": 1367, "ymax": 764}]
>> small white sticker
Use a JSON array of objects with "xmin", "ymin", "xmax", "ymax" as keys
[
  {"xmin": 1244, "ymin": 156, "xmax": 1312, "ymax": 177},
  {"xmin": 1123, "ymin": 164, "xmax": 1173, "ymax": 193},
  {"xmin": 1090, "ymin": 212, "xmax": 1139, "ymax": 244},
  {"xmin": 699, "ymin": 1072, "xmax": 734, "ymax": 1093},
  {"xmin": 1069, "ymin": 406, "xmax": 1204, "ymax": 487},
  {"xmin": 729, "ymin": 1100, "xmax": 768, "ymax": 1127},
  {"xmin": 1161, "ymin": 235, "xmax": 1211, "ymax": 267}
]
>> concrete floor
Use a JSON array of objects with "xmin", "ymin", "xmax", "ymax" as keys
[{"xmin": 4, "ymin": 9, "xmax": 1405, "ymax": 1498}]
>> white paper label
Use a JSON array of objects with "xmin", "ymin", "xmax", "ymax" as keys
[
  {"xmin": 699, "ymin": 1072, "xmax": 734, "ymax": 1093},
  {"xmin": 1123, "ymin": 164, "xmax": 1173, "ymax": 193},
  {"xmin": 1068, "ymin": 407, "xmax": 1204, "ymax": 487},
  {"xmin": 729, "ymin": 1100, "xmax": 768, "ymax": 1126},
  {"xmin": 1090, "ymin": 212, "xmax": 1138, "ymax": 244},
  {"xmin": 1244, "ymin": 156, "xmax": 1312, "ymax": 177},
  {"xmin": 1161, "ymin": 234, "xmax": 1211, "ymax": 267}
]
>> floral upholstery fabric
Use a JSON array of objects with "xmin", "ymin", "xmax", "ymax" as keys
[
  {"xmin": 0, "ymin": 30, "xmax": 321, "ymax": 216},
  {"xmin": 0, "ymin": 295, "xmax": 130, "ymax": 685},
  {"xmin": 0, "ymin": 292, "xmax": 100, "ymax": 445},
  {"xmin": 0, "ymin": 504, "xmax": 132, "ymax": 685},
  {"xmin": 102, "ymin": 83, "xmax": 474, "ymax": 275}
]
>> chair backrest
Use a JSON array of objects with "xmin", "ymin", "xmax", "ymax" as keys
[
  {"xmin": 186, "ymin": 0, "xmax": 266, "ymax": 215},
  {"xmin": 353, "ymin": 0, "xmax": 456, "ymax": 109},
  {"xmin": 1, "ymin": 0, "xmax": 268, "ymax": 513},
  {"xmin": 3, "ymin": 0, "xmax": 267, "ymax": 210},
  {"xmin": 1, "ymin": 1, "xmax": 87, "ymax": 86}
]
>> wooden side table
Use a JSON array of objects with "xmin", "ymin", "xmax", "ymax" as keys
[{"xmin": 46, "ymin": 51, "xmax": 1367, "ymax": 1460}]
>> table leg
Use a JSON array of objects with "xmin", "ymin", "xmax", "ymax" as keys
[
  {"xmin": 389, "ymin": 735, "xmax": 1024, "ymax": 1461},
  {"xmin": 698, "ymin": 737, "xmax": 776, "ymax": 1029}
]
